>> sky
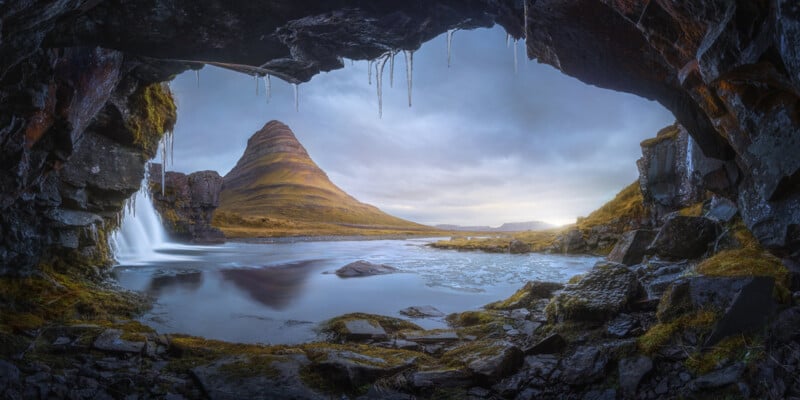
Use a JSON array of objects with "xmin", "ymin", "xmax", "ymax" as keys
[{"xmin": 166, "ymin": 26, "xmax": 674, "ymax": 227}]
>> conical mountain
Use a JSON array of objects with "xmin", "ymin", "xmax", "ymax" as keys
[{"xmin": 216, "ymin": 121, "xmax": 429, "ymax": 235}]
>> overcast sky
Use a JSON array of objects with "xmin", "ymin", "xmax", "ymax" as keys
[{"xmin": 166, "ymin": 27, "xmax": 674, "ymax": 227}]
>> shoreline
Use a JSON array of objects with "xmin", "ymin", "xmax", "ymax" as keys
[{"xmin": 229, "ymin": 234, "xmax": 450, "ymax": 244}]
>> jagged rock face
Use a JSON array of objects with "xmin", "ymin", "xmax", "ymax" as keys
[
  {"xmin": 147, "ymin": 164, "xmax": 225, "ymax": 244},
  {"xmin": 1, "ymin": 0, "xmax": 800, "ymax": 272}
]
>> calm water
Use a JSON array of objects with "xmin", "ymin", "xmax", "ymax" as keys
[{"xmin": 112, "ymin": 238, "xmax": 598, "ymax": 344}]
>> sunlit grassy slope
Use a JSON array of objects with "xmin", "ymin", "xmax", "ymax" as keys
[{"xmin": 214, "ymin": 121, "xmax": 434, "ymax": 237}]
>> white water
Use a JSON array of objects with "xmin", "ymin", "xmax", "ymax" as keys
[{"xmin": 110, "ymin": 185, "xmax": 194, "ymax": 265}]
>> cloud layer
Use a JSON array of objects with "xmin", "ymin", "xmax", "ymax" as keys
[{"xmin": 167, "ymin": 27, "xmax": 674, "ymax": 227}]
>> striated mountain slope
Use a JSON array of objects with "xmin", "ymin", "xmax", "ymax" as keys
[{"xmin": 215, "ymin": 121, "xmax": 431, "ymax": 236}]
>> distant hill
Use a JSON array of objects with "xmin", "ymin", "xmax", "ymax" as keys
[
  {"xmin": 214, "ymin": 120, "xmax": 431, "ymax": 237},
  {"xmin": 435, "ymin": 221, "xmax": 555, "ymax": 232}
]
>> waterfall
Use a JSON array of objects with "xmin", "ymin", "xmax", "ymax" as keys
[{"xmin": 110, "ymin": 183, "xmax": 173, "ymax": 265}]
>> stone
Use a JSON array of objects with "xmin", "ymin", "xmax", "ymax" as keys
[
  {"xmin": 403, "ymin": 330, "xmax": 459, "ymax": 344},
  {"xmin": 509, "ymin": 239, "xmax": 531, "ymax": 254},
  {"xmin": 0, "ymin": 360, "xmax": 20, "ymax": 390},
  {"xmin": 607, "ymin": 229, "xmax": 657, "ymax": 266},
  {"xmin": 147, "ymin": 164, "xmax": 225, "ymax": 244},
  {"xmin": 618, "ymin": 356, "xmax": 653, "ymax": 398},
  {"xmin": 192, "ymin": 356, "xmax": 323, "ymax": 399},
  {"xmin": 705, "ymin": 276, "xmax": 775, "ymax": 346},
  {"xmin": 524, "ymin": 333, "xmax": 566, "ymax": 355},
  {"xmin": 335, "ymin": 260, "xmax": 399, "ymax": 278},
  {"xmin": 311, "ymin": 349, "xmax": 416, "ymax": 389},
  {"xmin": 410, "ymin": 370, "xmax": 472, "ymax": 389},
  {"xmin": 487, "ymin": 281, "xmax": 564, "ymax": 310},
  {"xmin": 636, "ymin": 260, "xmax": 690, "ymax": 299},
  {"xmin": 582, "ymin": 389, "xmax": 617, "ymax": 400},
  {"xmin": 606, "ymin": 314, "xmax": 638, "ymax": 338},
  {"xmin": 510, "ymin": 308, "xmax": 530, "ymax": 320},
  {"xmin": 690, "ymin": 363, "xmax": 745, "ymax": 391},
  {"xmin": 520, "ymin": 321, "xmax": 541, "ymax": 337},
  {"xmin": 93, "ymin": 330, "xmax": 145, "ymax": 354},
  {"xmin": 561, "ymin": 346, "xmax": 608, "ymax": 385},
  {"xmin": 399, "ymin": 305, "xmax": 444, "ymax": 318},
  {"xmin": 466, "ymin": 342, "xmax": 524, "ymax": 382},
  {"xmin": 524, "ymin": 354, "xmax": 558, "ymax": 378},
  {"xmin": 559, "ymin": 230, "xmax": 587, "ymax": 254},
  {"xmin": 769, "ymin": 306, "xmax": 800, "ymax": 343},
  {"xmin": 706, "ymin": 197, "xmax": 738, "ymax": 222},
  {"xmin": 548, "ymin": 262, "xmax": 644, "ymax": 323},
  {"xmin": 648, "ymin": 215, "xmax": 720, "ymax": 260},
  {"xmin": 341, "ymin": 320, "xmax": 387, "ymax": 341}
]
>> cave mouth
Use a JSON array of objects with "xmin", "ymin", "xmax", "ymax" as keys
[{"xmin": 165, "ymin": 26, "xmax": 674, "ymax": 229}]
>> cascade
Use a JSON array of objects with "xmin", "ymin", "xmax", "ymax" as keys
[{"xmin": 109, "ymin": 181, "xmax": 171, "ymax": 265}]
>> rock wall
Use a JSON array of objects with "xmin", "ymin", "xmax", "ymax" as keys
[
  {"xmin": 1, "ymin": 0, "xmax": 799, "ymax": 274},
  {"xmin": 147, "ymin": 164, "xmax": 225, "ymax": 244}
]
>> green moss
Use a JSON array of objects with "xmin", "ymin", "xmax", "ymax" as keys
[
  {"xmin": 697, "ymin": 248, "xmax": 791, "ymax": 303},
  {"xmin": 439, "ymin": 340, "xmax": 504, "ymax": 369},
  {"xmin": 218, "ymin": 356, "xmax": 281, "ymax": 378},
  {"xmin": 640, "ymin": 124, "xmax": 680, "ymax": 148},
  {"xmin": 321, "ymin": 313, "xmax": 422, "ymax": 340},
  {"xmin": 567, "ymin": 274, "xmax": 584, "ymax": 285},
  {"xmin": 638, "ymin": 311, "xmax": 717, "ymax": 354},
  {"xmin": 679, "ymin": 202, "xmax": 706, "ymax": 217},
  {"xmin": 684, "ymin": 335, "xmax": 764, "ymax": 375},
  {"xmin": 127, "ymin": 83, "xmax": 177, "ymax": 158}
]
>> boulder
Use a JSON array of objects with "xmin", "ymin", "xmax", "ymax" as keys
[
  {"xmin": 635, "ymin": 260, "xmax": 691, "ymax": 299},
  {"xmin": 523, "ymin": 333, "xmax": 566, "ymax": 355},
  {"xmin": 309, "ymin": 349, "xmax": 416, "ymax": 389},
  {"xmin": 192, "ymin": 355, "xmax": 324, "ymax": 399},
  {"xmin": 689, "ymin": 363, "xmax": 745, "ymax": 391},
  {"xmin": 705, "ymin": 276, "xmax": 775, "ymax": 346},
  {"xmin": 706, "ymin": 197, "xmax": 738, "ymax": 223},
  {"xmin": 399, "ymin": 306, "xmax": 444, "ymax": 318},
  {"xmin": 410, "ymin": 370, "xmax": 472, "ymax": 389},
  {"xmin": 335, "ymin": 260, "xmax": 398, "ymax": 278},
  {"xmin": 606, "ymin": 314, "xmax": 638, "ymax": 338},
  {"xmin": 524, "ymin": 354, "xmax": 559, "ymax": 378},
  {"xmin": 464, "ymin": 342, "xmax": 524, "ymax": 382},
  {"xmin": 340, "ymin": 320, "xmax": 387, "ymax": 341},
  {"xmin": 649, "ymin": 215, "xmax": 720, "ymax": 260},
  {"xmin": 618, "ymin": 355, "xmax": 652, "ymax": 398},
  {"xmin": 486, "ymin": 281, "xmax": 564, "ymax": 310},
  {"xmin": 559, "ymin": 230, "xmax": 587, "ymax": 254},
  {"xmin": 547, "ymin": 262, "xmax": 644, "ymax": 323},
  {"xmin": 92, "ymin": 329, "xmax": 145, "ymax": 354},
  {"xmin": 607, "ymin": 229, "xmax": 657, "ymax": 266},
  {"xmin": 508, "ymin": 240, "xmax": 531, "ymax": 254},
  {"xmin": 561, "ymin": 346, "xmax": 609, "ymax": 385}
]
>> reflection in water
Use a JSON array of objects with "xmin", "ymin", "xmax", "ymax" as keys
[
  {"xmin": 221, "ymin": 260, "xmax": 319, "ymax": 310},
  {"xmin": 146, "ymin": 270, "xmax": 204, "ymax": 296}
]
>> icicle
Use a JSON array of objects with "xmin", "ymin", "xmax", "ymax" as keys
[
  {"xmin": 195, "ymin": 70, "xmax": 200, "ymax": 88},
  {"xmin": 264, "ymin": 74, "xmax": 271, "ymax": 103},
  {"xmin": 513, "ymin": 39, "xmax": 518, "ymax": 74},
  {"xmin": 447, "ymin": 29, "xmax": 455, "ymax": 68},
  {"xmin": 523, "ymin": 0, "xmax": 528, "ymax": 43},
  {"xmin": 350, "ymin": 59, "xmax": 354, "ymax": 66},
  {"xmin": 337, "ymin": 56, "xmax": 344, "ymax": 65},
  {"xmin": 293, "ymin": 83, "xmax": 299, "ymax": 112},
  {"xmin": 506, "ymin": 33, "xmax": 511, "ymax": 48},
  {"xmin": 368, "ymin": 59, "xmax": 374, "ymax": 85},
  {"xmin": 389, "ymin": 51, "xmax": 395, "ymax": 88},
  {"xmin": 404, "ymin": 50, "xmax": 414, "ymax": 107},
  {"xmin": 160, "ymin": 141, "xmax": 166, "ymax": 196},
  {"xmin": 377, "ymin": 56, "xmax": 389, "ymax": 118},
  {"xmin": 254, "ymin": 74, "xmax": 259, "ymax": 96}
]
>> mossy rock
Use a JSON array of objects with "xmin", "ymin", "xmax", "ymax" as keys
[
  {"xmin": 125, "ymin": 83, "xmax": 177, "ymax": 158},
  {"xmin": 485, "ymin": 281, "xmax": 564, "ymax": 310},
  {"xmin": 321, "ymin": 313, "xmax": 421, "ymax": 342}
]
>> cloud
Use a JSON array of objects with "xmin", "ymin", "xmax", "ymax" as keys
[{"xmin": 167, "ymin": 26, "xmax": 674, "ymax": 227}]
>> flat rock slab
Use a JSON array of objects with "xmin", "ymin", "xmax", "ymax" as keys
[
  {"xmin": 343, "ymin": 319, "xmax": 387, "ymax": 340},
  {"xmin": 93, "ymin": 329, "xmax": 145, "ymax": 354},
  {"xmin": 399, "ymin": 306, "xmax": 445, "ymax": 318},
  {"xmin": 403, "ymin": 330, "xmax": 459, "ymax": 343},
  {"xmin": 335, "ymin": 260, "xmax": 398, "ymax": 277}
]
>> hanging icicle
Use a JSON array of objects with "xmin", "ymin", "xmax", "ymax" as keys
[
  {"xmin": 368, "ymin": 59, "xmax": 374, "ymax": 85},
  {"xmin": 506, "ymin": 33, "xmax": 511, "ymax": 48},
  {"xmin": 195, "ymin": 70, "xmax": 200, "ymax": 88},
  {"xmin": 447, "ymin": 29, "xmax": 456, "ymax": 68},
  {"xmin": 265, "ymin": 75, "xmax": 272, "ymax": 103},
  {"xmin": 254, "ymin": 74, "xmax": 259, "ymax": 96},
  {"xmin": 293, "ymin": 83, "xmax": 299, "ymax": 112},
  {"xmin": 523, "ymin": 0, "xmax": 528, "ymax": 43},
  {"xmin": 513, "ymin": 39, "xmax": 519, "ymax": 74},
  {"xmin": 377, "ymin": 56, "xmax": 389, "ymax": 118},
  {"xmin": 404, "ymin": 50, "xmax": 414, "ymax": 107},
  {"xmin": 389, "ymin": 51, "xmax": 395, "ymax": 88}
]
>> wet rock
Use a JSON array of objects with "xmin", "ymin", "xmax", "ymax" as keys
[
  {"xmin": 635, "ymin": 260, "xmax": 690, "ymax": 299},
  {"xmin": 310, "ymin": 349, "xmax": 416, "ymax": 389},
  {"xmin": 524, "ymin": 354, "xmax": 559, "ymax": 378},
  {"xmin": 618, "ymin": 355, "xmax": 652, "ymax": 398},
  {"xmin": 487, "ymin": 281, "xmax": 564, "ymax": 310},
  {"xmin": 410, "ymin": 369, "xmax": 472, "ymax": 389},
  {"xmin": 93, "ymin": 329, "xmax": 144, "ymax": 354},
  {"xmin": 509, "ymin": 240, "xmax": 531, "ymax": 254},
  {"xmin": 561, "ymin": 346, "xmax": 608, "ymax": 385},
  {"xmin": 690, "ymin": 363, "xmax": 745, "ymax": 391},
  {"xmin": 607, "ymin": 229, "xmax": 657, "ymax": 266},
  {"xmin": 548, "ymin": 262, "xmax": 644, "ymax": 323},
  {"xmin": 648, "ymin": 216, "xmax": 719, "ymax": 260},
  {"xmin": 192, "ymin": 356, "xmax": 323, "ymax": 400},
  {"xmin": 466, "ymin": 342, "xmax": 523, "ymax": 382},
  {"xmin": 335, "ymin": 260, "xmax": 398, "ymax": 277},
  {"xmin": 558, "ymin": 230, "xmax": 587, "ymax": 254},
  {"xmin": 706, "ymin": 197, "xmax": 738, "ymax": 223},
  {"xmin": 341, "ymin": 320, "xmax": 387, "ymax": 341},
  {"xmin": 606, "ymin": 314, "xmax": 638, "ymax": 338},
  {"xmin": 399, "ymin": 305, "xmax": 444, "ymax": 318},
  {"xmin": 705, "ymin": 276, "xmax": 775, "ymax": 346},
  {"xmin": 524, "ymin": 333, "xmax": 566, "ymax": 355},
  {"xmin": 403, "ymin": 330, "xmax": 459, "ymax": 344}
]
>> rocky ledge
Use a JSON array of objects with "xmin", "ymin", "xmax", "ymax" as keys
[{"xmin": 147, "ymin": 164, "xmax": 225, "ymax": 244}]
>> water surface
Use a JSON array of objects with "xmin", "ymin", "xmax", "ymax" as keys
[{"xmin": 113, "ymin": 238, "xmax": 598, "ymax": 344}]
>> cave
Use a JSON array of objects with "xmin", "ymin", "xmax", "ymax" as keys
[{"xmin": 2, "ymin": 1, "xmax": 800, "ymax": 398}]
